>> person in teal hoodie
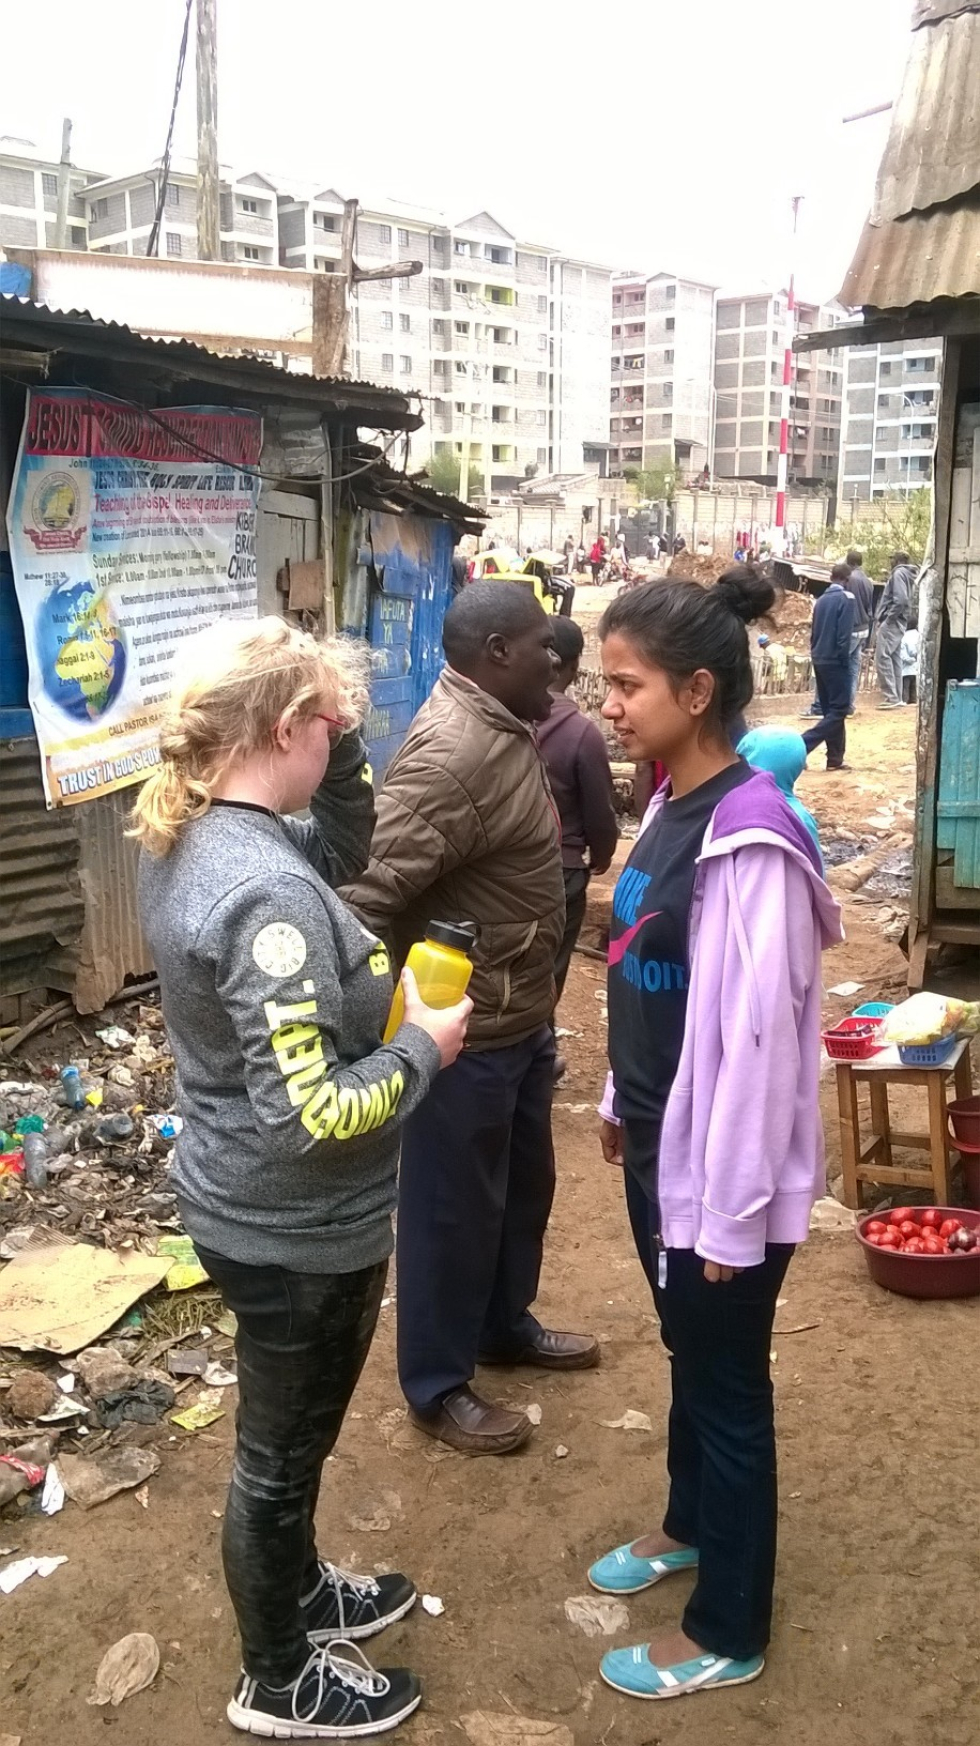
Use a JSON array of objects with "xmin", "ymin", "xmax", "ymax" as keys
[{"xmin": 736, "ymin": 726, "xmax": 824, "ymax": 871}]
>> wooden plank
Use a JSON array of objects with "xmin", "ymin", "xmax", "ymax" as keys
[
  {"xmin": 286, "ymin": 559, "xmax": 324, "ymax": 612},
  {"xmin": 853, "ymin": 1162, "xmax": 941, "ymax": 1189}
]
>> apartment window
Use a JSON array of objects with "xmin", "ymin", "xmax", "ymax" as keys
[
  {"xmin": 877, "ymin": 394, "xmax": 891, "ymax": 409},
  {"xmin": 381, "ymin": 352, "xmax": 394, "ymax": 371},
  {"xmin": 907, "ymin": 356, "xmax": 938, "ymax": 373},
  {"xmin": 624, "ymin": 447, "xmax": 642, "ymax": 462},
  {"xmin": 880, "ymin": 361, "xmax": 892, "ymax": 375},
  {"xmin": 454, "ymin": 279, "xmax": 473, "ymax": 295},
  {"xmin": 242, "ymin": 246, "xmax": 260, "ymax": 261},
  {"xmin": 42, "ymin": 172, "xmax": 58, "ymax": 198},
  {"xmin": 537, "ymin": 334, "xmax": 548, "ymax": 351},
  {"xmin": 166, "ymin": 233, "xmax": 182, "ymax": 257},
  {"xmin": 537, "ymin": 448, "xmax": 548, "ymax": 463},
  {"xmin": 165, "ymin": 182, "xmax": 181, "ymax": 208},
  {"xmin": 432, "ymin": 234, "xmax": 447, "ymax": 250},
  {"xmin": 241, "ymin": 197, "xmax": 258, "ymax": 214},
  {"xmin": 625, "ymin": 355, "xmax": 644, "ymax": 371},
  {"xmin": 314, "ymin": 258, "xmax": 335, "ymax": 272},
  {"xmin": 455, "ymin": 402, "xmax": 466, "ymax": 413},
  {"xmin": 901, "ymin": 422, "xmax": 935, "ymax": 441},
  {"xmin": 400, "ymin": 313, "xmax": 411, "ymax": 332},
  {"xmin": 91, "ymin": 198, "xmax": 109, "ymax": 221},
  {"xmin": 486, "ymin": 285, "xmax": 514, "ymax": 305},
  {"xmin": 455, "ymin": 320, "xmax": 470, "ymax": 335},
  {"xmin": 455, "ymin": 361, "xmax": 467, "ymax": 374},
  {"xmin": 491, "ymin": 327, "xmax": 512, "ymax": 344},
  {"xmin": 398, "ymin": 228, "xmax": 409, "ymax": 246},
  {"xmin": 664, "ymin": 348, "xmax": 674, "ymax": 363},
  {"xmin": 626, "ymin": 323, "xmax": 644, "ymax": 337},
  {"xmin": 454, "ymin": 239, "xmax": 471, "ymax": 255},
  {"xmin": 379, "ymin": 224, "xmax": 392, "ymax": 243},
  {"xmin": 661, "ymin": 414, "xmax": 672, "ymax": 431},
  {"xmin": 665, "ymin": 317, "xmax": 675, "ymax": 331},
  {"xmin": 381, "ymin": 312, "xmax": 393, "ymax": 329},
  {"xmin": 433, "ymin": 359, "xmax": 448, "ymax": 375},
  {"xmin": 537, "ymin": 294, "xmax": 548, "ymax": 314},
  {"xmin": 314, "ymin": 212, "xmax": 337, "ymax": 231},
  {"xmin": 665, "ymin": 284, "xmax": 676, "ymax": 301},
  {"xmin": 400, "ymin": 355, "xmax": 412, "ymax": 373},
  {"xmin": 536, "ymin": 410, "xmax": 547, "ymax": 426},
  {"xmin": 537, "ymin": 371, "xmax": 547, "ymax": 388},
  {"xmin": 611, "ymin": 356, "xmax": 621, "ymax": 370},
  {"xmin": 874, "ymin": 458, "xmax": 887, "ymax": 473},
  {"xmin": 432, "ymin": 318, "xmax": 446, "ymax": 334}
]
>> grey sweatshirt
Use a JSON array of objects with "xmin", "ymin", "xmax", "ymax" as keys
[{"xmin": 138, "ymin": 733, "xmax": 441, "ymax": 1272}]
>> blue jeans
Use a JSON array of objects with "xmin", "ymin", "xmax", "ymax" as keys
[
  {"xmin": 197, "ymin": 1246, "xmax": 386, "ymax": 1684},
  {"xmin": 624, "ymin": 1167, "xmax": 793, "ymax": 1660},
  {"xmin": 396, "ymin": 1025, "xmax": 556, "ymax": 1413},
  {"xmin": 848, "ymin": 634, "xmax": 867, "ymax": 708}
]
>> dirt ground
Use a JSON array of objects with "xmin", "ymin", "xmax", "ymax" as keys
[{"xmin": 2, "ymin": 701, "xmax": 978, "ymax": 1746}]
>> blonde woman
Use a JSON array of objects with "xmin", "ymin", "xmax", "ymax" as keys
[{"xmin": 133, "ymin": 618, "xmax": 471, "ymax": 1740}]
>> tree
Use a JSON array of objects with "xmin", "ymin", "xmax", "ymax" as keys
[
  {"xmin": 625, "ymin": 455, "xmax": 677, "ymax": 504},
  {"xmin": 425, "ymin": 452, "xmax": 485, "ymax": 500},
  {"xmin": 831, "ymin": 488, "xmax": 932, "ymax": 579}
]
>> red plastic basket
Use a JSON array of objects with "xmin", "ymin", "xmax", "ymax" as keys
[{"xmin": 822, "ymin": 1017, "xmax": 884, "ymax": 1061}]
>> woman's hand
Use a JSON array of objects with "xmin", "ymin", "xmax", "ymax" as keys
[
  {"xmin": 400, "ymin": 967, "xmax": 472, "ymax": 1070},
  {"xmin": 703, "ymin": 1261, "xmax": 745, "ymax": 1284},
  {"xmin": 600, "ymin": 1118, "xmax": 624, "ymax": 1167}
]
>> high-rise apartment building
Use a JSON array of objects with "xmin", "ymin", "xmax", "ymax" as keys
[
  {"xmin": 75, "ymin": 159, "xmax": 280, "ymax": 263},
  {"xmin": 713, "ymin": 290, "xmax": 844, "ymax": 485},
  {"xmin": 0, "ymin": 136, "xmax": 97, "ymax": 251},
  {"xmin": 838, "ymin": 338, "xmax": 940, "ymax": 500},
  {"xmin": 608, "ymin": 272, "xmax": 716, "ymax": 475}
]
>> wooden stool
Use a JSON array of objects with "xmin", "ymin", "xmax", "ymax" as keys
[{"xmin": 834, "ymin": 1037, "xmax": 975, "ymax": 1210}]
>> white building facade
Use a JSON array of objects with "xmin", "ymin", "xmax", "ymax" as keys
[
  {"xmin": 839, "ymin": 338, "xmax": 940, "ymax": 501},
  {"xmin": 0, "ymin": 136, "xmax": 96, "ymax": 251},
  {"xmin": 609, "ymin": 273, "xmax": 716, "ymax": 476}
]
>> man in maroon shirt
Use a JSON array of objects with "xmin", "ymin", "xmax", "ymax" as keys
[{"xmin": 537, "ymin": 618, "xmax": 618, "ymax": 1076}]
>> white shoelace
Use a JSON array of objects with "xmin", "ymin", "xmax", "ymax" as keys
[
  {"xmin": 321, "ymin": 1562, "xmax": 380, "ymax": 1630},
  {"xmin": 293, "ymin": 1643, "xmax": 388, "ymax": 1723}
]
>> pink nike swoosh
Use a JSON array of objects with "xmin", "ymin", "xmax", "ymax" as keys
[{"xmin": 607, "ymin": 911, "xmax": 663, "ymax": 965}]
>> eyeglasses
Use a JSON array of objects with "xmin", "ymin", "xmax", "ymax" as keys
[{"xmin": 315, "ymin": 711, "xmax": 347, "ymax": 746}]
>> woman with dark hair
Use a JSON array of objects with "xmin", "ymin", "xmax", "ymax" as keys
[{"xmin": 588, "ymin": 569, "xmax": 841, "ymax": 1704}]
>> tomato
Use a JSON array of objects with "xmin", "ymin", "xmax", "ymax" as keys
[
  {"xmin": 921, "ymin": 1237, "xmax": 943, "ymax": 1254},
  {"xmin": 939, "ymin": 1219, "xmax": 962, "ymax": 1239},
  {"xmin": 903, "ymin": 1238, "xmax": 926, "ymax": 1255},
  {"xmin": 899, "ymin": 1220, "xmax": 920, "ymax": 1238},
  {"xmin": 865, "ymin": 1220, "xmax": 888, "ymax": 1236},
  {"xmin": 879, "ymin": 1233, "xmax": 900, "ymax": 1249},
  {"xmin": 919, "ymin": 1208, "xmax": 942, "ymax": 1229},
  {"xmin": 867, "ymin": 1233, "xmax": 891, "ymax": 1246},
  {"xmin": 889, "ymin": 1207, "xmax": 915, "ymax": 1226}
]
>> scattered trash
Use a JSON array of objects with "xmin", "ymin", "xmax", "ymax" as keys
[
  {"xmin": 828, "ymin": 981, "xmax": 864, "ymax": 998},
  {"xmin": 171, "ymin": 1389, "xmax": 225, "ymax": 1432},
  {"xmin": 20, "ymin": 1132, "xmax": 48, "ymax": 1190},
  {"xmin": 37, "ymin": 1396, "xmax": 89, "ymax": 1424},
  {"xmin": 0, "ymin": 1554, "xmax": 68, "ymax": 1594},
  {"xmin": 96, "ymin": 1026, "xmax": 135, "ymax": 1051},
  {"xmin": 526, "ymin": 1402, "xmax": 543, "ymax": 1425},
  {"xmin": 0, "ymin": 1238, "xmax": 169, "ymax": 1354},
  {"xmin": 12, "ymin": 1114, "xmax": 44, "ymax": 1136},
  {"xmin": 215, "ymin": 1311, "xmax": 237, "ymax": 1339},
  {"xmin": 55, "ymin": 1373, "xmax": 75, "ymax": 1394},
  {"xmin": 554, "ymin": 1445, "xmax": 569, "ymax": 1459},
  {"xmin": 94, "ymin": 1112, "xmax": 135, "ymax": 1143},
  {"xmin": 0, "ymin": 1454, "xmax": 45, "ymax": 1507},
  {"xmin": 94, "ymin": 1378, "xmax": 175, "ymax": 1430},
  {"xmin": 60, "ymin": 1447, "xmax": 160, "ymax": 1510},
  {"xmin": 564, "ymin": 1594, "xmax": 631, "ymax": 1637},
  {"xmin": 40, "ymin": 1463, "xmax": 65, "ymax": 1516},
  {"xmin": 421, "ymin": 1594, "xmax": 445, "ymax": 1616},
  {"xmin": 151, "ymin": 1113, "xmax": 183, "ymax": 1139},
  {"xmin": 106, "ymin": 1064, "xmax": 136, "ymax": 1090},
  {"xmin": 7, "ymin": 1369, "xmax": 59, "ymax": 1421},
  {"xmin": 809, "ymin": 1197, "xmax": 856, "ymax": 1233},
  {"xmin": 203, "ymin": 1361, "xmax": 237, "ymax": 1388},
  {"xmin": 73, "ymin": 1345, "xmax": 136, "ymax": 1398},
  {"xmin": 167, "ymin": 1348, "xmax": 209, "ymax": 1378},
  {"xmin": 554, "ymin": 1028, "xmax": 583, "ymax": 1040},
  {"xmin": 157, "ymin": 1234, "xmax": 208, "ymax": 1291},
  {"xmin": 462, "ymin": 1716, "xmax": 574, "ymax": 1746},
  {"xmin": 88, "ymin": 1632, "xmax": 160, "ymax": 1707},
  {"xmin": 134, "ymin": 1484, "xmax": 150, "ymax": 1509},
  {"xmin": 599, "ymin": 1409, "xmax": 652, "ymax": 1432},
  {"xmin": 59, "ymin": 1065, "xmax": 85, "ymax": 1110}
]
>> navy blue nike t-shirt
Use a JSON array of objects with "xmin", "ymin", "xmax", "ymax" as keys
[{"xmin": 607, "ymin": 758, "xmax": 754, "ymax": 1196}]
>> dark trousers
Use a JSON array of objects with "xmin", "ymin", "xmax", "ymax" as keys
[
  {"xmin": 197, "ymin": 1245, "xmax": 386, "ymax": 1685},
  {"xmin": 396, "ymin": 1025, "xmax": 557, "ymax": 1414},
  {"xmin": 802, "ymin": 659, "xmax": 849, "ymax": 769},
  {"xmin": 624, "ymin": 1168, "xmax": 793, "ymax": 1661},
  {"xmin": 553, "ymin": 866, "xmax": 589, "ymax": 1012}
]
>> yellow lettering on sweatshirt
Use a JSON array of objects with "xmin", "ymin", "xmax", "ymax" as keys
[{"xmin": 264, "ymin": 981, "xmax": 405, "ymax": 1141}]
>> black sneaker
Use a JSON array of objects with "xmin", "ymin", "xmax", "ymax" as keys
[
  {"xmin": 227, "ymin": 1642, "xmax": 421, "ymax": 1738},
  {"xmin": 302, "ymin": 1563, "xmax": 417, "ymax": 1643}
]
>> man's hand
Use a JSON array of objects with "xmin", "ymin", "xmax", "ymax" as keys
[
  {"xmin": 703, "ymin": 1261, "xmax": 745, "ymax": 1284},
  {"xmin": 600, "ymin": 1118, "xmax": 624, "ymax": 1167}
]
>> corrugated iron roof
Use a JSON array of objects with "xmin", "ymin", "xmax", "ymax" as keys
[
  {"xmin": 840, "ymin": 1, "xmax": 980, "ymax": 311},
  {"xmin": 0, "ymin": 296, "xmax": 423, "ymax": 430}
]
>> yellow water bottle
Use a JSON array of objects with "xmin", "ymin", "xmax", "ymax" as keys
[{"xmin": 382, "ymin": 921, "xmax": 476, "ymax": 1043}]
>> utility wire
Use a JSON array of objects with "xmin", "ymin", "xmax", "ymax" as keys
[{"xmin": 147, "ymin": 0, "xmax": 193, "ymax": 259}]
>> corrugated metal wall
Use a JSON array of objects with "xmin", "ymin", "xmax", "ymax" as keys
[
  {"xmin": 0, "ymin": 734, "xmax": 85, "ymax": 999},
  {"xmin": 936, "ymin": 679, "xmax": 980, "ymax": 900},
  {"xmin": 73, "ymin": 786, "xmax": 153, "ymax": 1012}
]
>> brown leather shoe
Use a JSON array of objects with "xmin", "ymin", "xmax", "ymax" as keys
[
  {"xmin": 409, "ymin": 1385, "xmax": 533, "ymax": 1455},
  {"xmin": 480, "ymin": 1328, "xmax": 601, "ymax": 1371}
]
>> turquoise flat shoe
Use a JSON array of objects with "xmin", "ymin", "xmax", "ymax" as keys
[
  {"xmin": 600, "ymin": 1643, "xmax": 765, "ymax": 1700},
  {"xmin": 588, "ymin": 1542, "xmax": 699, "ymax": 1595}
]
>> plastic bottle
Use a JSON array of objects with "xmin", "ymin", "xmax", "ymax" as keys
[
  {"xmin": 21, "ymin": 1132, "xmax": 48, "ymax": 1190},
  {"xmin": 382, "ymin": 921, "xmax": 476, "ymax": 1044},
  {"xmin": 60, "ymin": 1065, "xmax": 85, "ymax": 1110}
]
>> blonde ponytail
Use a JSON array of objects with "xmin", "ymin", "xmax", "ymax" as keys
[{"xmin": 130, "ymin": 617, "xmax": 368, "ymax": 857}]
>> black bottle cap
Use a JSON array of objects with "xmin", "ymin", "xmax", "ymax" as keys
[{"xmin": 425, "ymin": 920, "xmax": 477, "ymax": 954}]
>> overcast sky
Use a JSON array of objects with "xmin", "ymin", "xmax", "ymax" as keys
[{"xmin": 4, "ymin": 0, "xmax": 910, "ymax": 302}]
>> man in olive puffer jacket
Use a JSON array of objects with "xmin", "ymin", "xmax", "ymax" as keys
[{"xmin": 342, "ymin": 581, "xmax": 599, "ymax": 1454}]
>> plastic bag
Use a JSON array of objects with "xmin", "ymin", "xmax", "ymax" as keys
[{"xmin": 881, "ymin": 993, "xmax": 978, "ymax": 1046}]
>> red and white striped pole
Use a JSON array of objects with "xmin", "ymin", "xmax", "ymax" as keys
[{"xmin": 774, "ymin": 195, "xmax": 802, "ymax": 559}]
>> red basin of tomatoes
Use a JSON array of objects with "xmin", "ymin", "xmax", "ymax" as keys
[{"xmin": 856, "ymin": 1205, "xmax": 980, "ymax": 1299}]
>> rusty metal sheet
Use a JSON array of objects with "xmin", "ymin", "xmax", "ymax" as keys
[
  {"xmin": 871, "ymin": 9, "xmax": 980, "ymax": 224},
  {"xmin": 840, "ymin": 199, "xmax": 980, "ymax": 311},
  {"xmin": 72, "ymin": 788, "xmax": 153, "ymax": 1014},
  {"xmin": 0, "ymin": 734, "xmax": 84, "ymax": 997}
]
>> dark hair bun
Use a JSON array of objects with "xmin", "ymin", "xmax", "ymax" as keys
[{"xmin": 714, "ymin": 563, "xmax": 777, "ymax": 625}]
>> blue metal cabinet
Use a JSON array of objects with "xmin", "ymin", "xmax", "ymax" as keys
[{"xmin": 936, "ymin": 679, "xmax": 980, "ymax": 893}]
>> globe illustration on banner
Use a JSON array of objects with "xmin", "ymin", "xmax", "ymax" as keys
[{"xmin": 37, "ymin": 579, "xmax": 127, "ymax": 722}]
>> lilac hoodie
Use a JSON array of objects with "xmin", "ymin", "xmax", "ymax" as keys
[{"xmin": 600, "ymin": 770, "xmax": 843, "ymax": 1268}]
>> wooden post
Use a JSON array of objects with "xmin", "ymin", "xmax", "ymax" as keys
[
  {"xmin": 54, "ymin": 118, "xmax": 72, "ymax": 250},
  {"xmin": 311, "ymin": 198, "xmax": 358, "ymax": 378},
  {"xmin": 195, "ymin": 0, "xmax": 220, "ymax": 262}
]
